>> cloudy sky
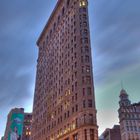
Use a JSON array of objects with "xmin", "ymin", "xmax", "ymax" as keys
[{"xmin": 0, "ymin": 0, "xmax": 140, "ymax": 137}]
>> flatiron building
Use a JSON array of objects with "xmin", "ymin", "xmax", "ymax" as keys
[{"xmin": 31, "ymin": 0, "xmax": 98, "ymax": 140}]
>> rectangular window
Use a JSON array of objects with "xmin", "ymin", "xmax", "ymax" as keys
[
  {"xmin": 82, "ymin": 66, "xmax": 84, "ymax": 73},
  {"xmin": 75, "ymin": 93, "xmax": 77, "ymax": 101},
  {"xmin": 75, "ymin": 82, "xmax": 77, "ymax": 89},
  {"xmin": 62, "ymin": 7, "xmax": 65, "ymax": 16},
  {"xmin": 87, "ymin": 87, "xmax": 92, "ymax": 95},
  {"xmin": 86, "ymin": 76, "xmax": 91, "ymax": 84},
  {"xmin": 75, "ymin": 72, "xmax": 77, "ymax": 78},
  {"xmin": 64, "ymin": 113, "xmax": 67, "ymax": 119},
  {"xmin": 90, "ymin": 129, "xmax": 94, "ymax": 140},
  {"xmin": 85, "ymin": 55, "xmax": 90, "ymax": 63},
  {"xmin": 74, "ymin": 36, "xmax": 76, "ymax": 41},
  {"xmin": 75, "ymin": 104, "xmax": 78, "ymax": 112},
  {"xmin": 72, "ymin": 107, "xmax": 74, "ymax": 113},
  {"xmin": 81, "ymin": 56, "xmax": 84, "ymax": 63},
  {"xmin": 86, "ymin": 66, "xmax": 90, "ymax": 73},
  {"xmin": 89, "ymin": 114, "xmax": 94, "ymax": 124},
  {"xmin": 74, "ymin": 52, "xmax": 77, "ymax": 58},
  {"xmin": 83, "ymin": 100, "xmax": 86, "ymax": 108},
  {"xmin": 85, "ymin": 46, "xmax": 89, "ymax": 52},
  {"xmin": 67, "ymin": 0, "xmax": 70, "ymax": 7},
  {"xmin": 76, "ymin": 118, "xmax": 78, "ymax": 128},
  {"xmin": 83, "ymin": 88, "xmax": 85, "ymax": 96},
  {"xmin": 67, "ymin": 111, "xmax": 70, "ymax": 117},
  {"xmin": 84, "ymin": 114, "xmax": 86, "ymax": 123},
  {"xmin": 88, "ymin": 100, "xmax": 93, "ymax": 107},
  {"xmin": 82, "ymin": 76, "xmax": 85, "ymax": 84},
  {"xmin": 72, "ymin": 85, "xmax": 74, "ymax": 92},
  {"xmin": 84, "ymin": 29, "xmax": 88, "ymax": 33},
  {"xmin": 84, "ymin": 129, "xmax": 87, "ymax": 140},
  {"xmin": 75, "ymin": 62, "xmax": 77, "ymax": 68},
  {"xmin": 72, "ymin": 96, "xmax": 74, "ymax": 102}
]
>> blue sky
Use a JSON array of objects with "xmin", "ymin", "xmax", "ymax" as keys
[{"xmin": 0, "ymin": 0, "xmax": 140, "ymax": 137}]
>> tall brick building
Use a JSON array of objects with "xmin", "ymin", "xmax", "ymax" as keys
[{"xmin": 31, "ymin": 0, "xmax": 98, "ymax": 140}]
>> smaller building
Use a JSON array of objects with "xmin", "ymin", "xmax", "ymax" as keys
[
  {"xmin": 100, "ymin": 125, "xmax": 121, "ymax": 140},
  {"xmin": 22, "ymin": 113, "xmax": 32, "ymax": 140},
  {"xmin": 118, "ymin": 89, "xmax": 140, "ymax": 140},
  {"xmin": 3, "ymin": 108, "xmax": 32, "ymax": 140},
  {"xmin": 1, "ymin": 136, "xmax": 4, "ymax": 140},
  {"xmin": 4, "ymin": 108, "xmax": 24, "ymax": 140}
]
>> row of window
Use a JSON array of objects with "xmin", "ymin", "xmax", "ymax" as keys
[
  {"xmin": 122, "ymin": 113, "xmax": 140, "ymax": 119},
  {"xmin": 45, "ymin": 87, "xmax": 92, "ymax": 112},
  {"xmin": 121, "ymin": 106, "xmax": 140, "ymax": 113},
  {"xmin": 43, "ymin": 74, "xmax": 91, "ymax": 98},
  {"xmin": 83, "ymin": 99, "xmax": 93, "ymax": 108},
  {"xmin": 126, "ymin": 126, "xmax": 140, "ymax": 132},
  {"xmin": 35, "ymin": 98, "xmax": 94, "ymax": 132},
  {"xmin": 126, "ymin": 120, "xmax": 140, "ymax": 126},
  {"xmin": 64, "ymin": 129, "xmax": 95, "ymax": 140},
  {"xmin": 46, "ymin": 86, "xmax": 92, "ymax": 111},
  {"xmin": 122, "ymin": 133, "xmax": 140, "ymax": 140},
  {"xmin": 45, "ymin": 87, "xmax": 93, "ymax": 116}
]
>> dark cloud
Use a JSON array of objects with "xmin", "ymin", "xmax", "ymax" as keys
[
  {"xmin": 0, "ymin": 0, "xmax": 56, "ymax": 136},
  {"xmin": 90, "ymin": 0, "xmax": 140, "ymax": 85}
]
